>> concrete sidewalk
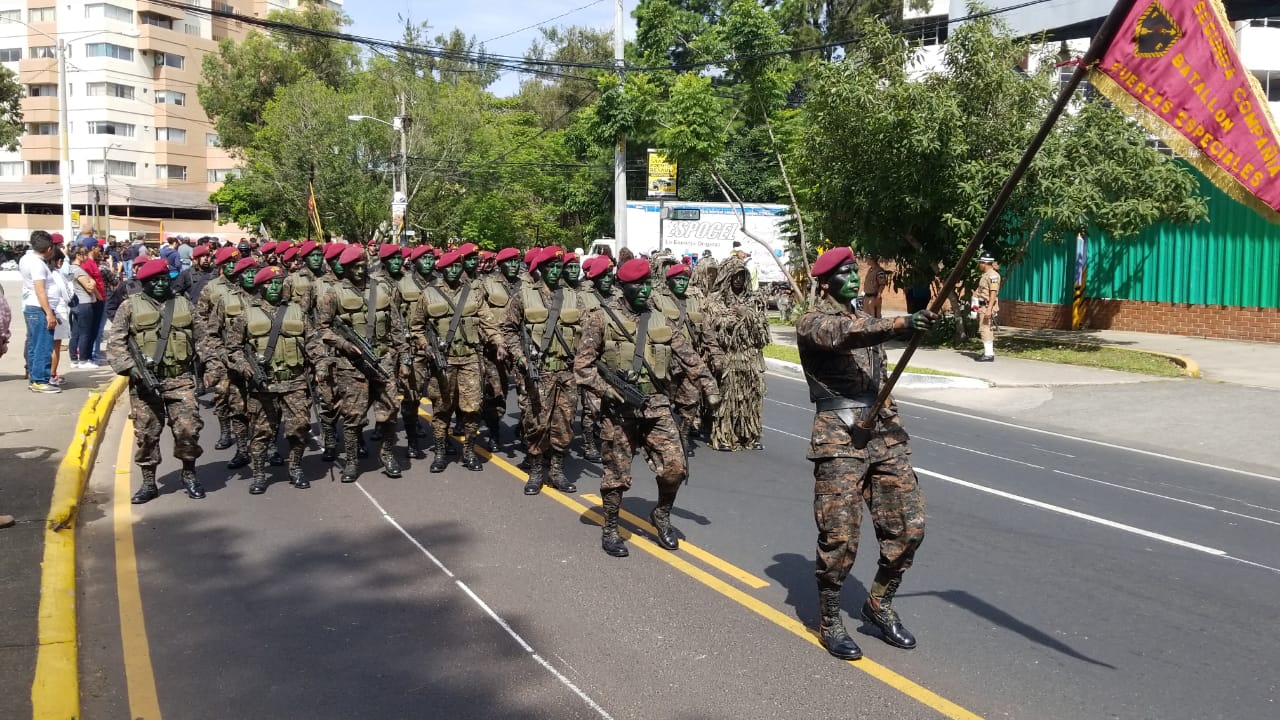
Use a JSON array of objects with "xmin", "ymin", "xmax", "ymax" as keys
[{"xmin": 0, "ymin": 279, "xmax": 115, "ymax": 719}]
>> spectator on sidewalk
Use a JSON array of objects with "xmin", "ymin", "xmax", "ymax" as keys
[
  {"xmin": 46, "ymin": 248, "xmax": 73, "ymax": 386},
  {"xmin": 20, "ymin": 230, "xmax": 60, "ymax": 393},
  {"xmin": 177, "ymin": 236, "xmax": 194, "ymax": 270},
  {"xmin": 79, "ymin": 240, "xmax": 108, "ymax": 362},
  {"xmin": 68, "ymin": 246, "xmax": 102, "ymax": 367},
  {"xmin": 159, "ymin": 237, "xmax": 182, "ymax": 275},
  {"xmin": 0, "ymin": 284, "xmax": 11, "ymax": 528}
]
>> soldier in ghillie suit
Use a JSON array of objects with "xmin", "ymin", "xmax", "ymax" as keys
[
  {"xmin": 226, "ymin": 266, "xmax": 315, "ymax": 494},
  {"xmin": 502, "ymin": 246, "xmax": 584, "ymax": 496},
  {"xmin": 313, "ymin": 245, "xmax": 410, "ymax": 482},
  {"xmin": 652, "ymin": 262, "xmax": 708, "ymax": 456},
  {"xmin": 795, "ymin": 246, "xmax": 938, "ymax": 661},
  {"xmin": 107, "ymin": 258, "xmax": 205, "ymax": 504},
  {"xmin": 690, "ymin": 249, "xmax": 718, "ymax": 295},
  {"xmin": 703, "ymin": 255, "xmax": 771, "ymax": 451},
  {"xmin": 574, "ymin": 259, "xmax": 720, "ymax": 558}
]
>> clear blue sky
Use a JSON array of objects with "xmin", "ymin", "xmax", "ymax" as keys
[{"xmin": 343, "ymin": 0, "xmax": 633, "ymax": 96}]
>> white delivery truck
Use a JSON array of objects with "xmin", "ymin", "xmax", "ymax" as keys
[{"xmin": 587, "ymin": 201, "xmax": 792, "ymax": 284}]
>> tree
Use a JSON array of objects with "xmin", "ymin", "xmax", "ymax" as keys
[{"xmin": 0, "ymin": 64, "xmax": 22, "ymax": 151}]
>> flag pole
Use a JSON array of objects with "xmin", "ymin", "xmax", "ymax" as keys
[{"xmin": 861, "ymin": 0, "xmax": 1139, "ymax": 424}]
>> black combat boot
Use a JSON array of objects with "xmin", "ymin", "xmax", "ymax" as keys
[
  {"xmin": 357, "ymin": 431, "xmax": 369, "ymax": 459},
  {"xmin": 485, "ymin": 417, "xmax": 501, "ymax": 452},
  {"xmin": 214, "ymin": 417, "xmax": 235, "ymax": 450},
  {"xmin": 181, "ymin": 461, "xmax": 205, "ymax": 500},
  {"xmin": 600, "ymin": 488, "xmax": 629, "ymax": 558},
  {"xmin": 522, "ymin": 455, "xmax": 545, "ymax": 495},
  {"xmin": 269, "ymin": 448, "xmax": 285, "ymax": 466},
  {"xmin": 429, "ymin": 429, "xmax": 449, "ymax": 473},
  {"xmin": 370, "ymin": 424, "xmax": 383, "ymax": 442},
  {"xmin": 341, "ymin": 427, "xmax": 361, "ymax": 483},
  {"xmin": 861, "ymin": 571, "xmax": 917, "ymax": 650},
  {"xmin": 581, "ymin": 431, "xmax": 602, "ymax": 463},
  {"xmin": 321, "ymin": 422, "xmax": 338, "ymax": 462},
  {"xmin": 547, "ymin": 452, "xmax": 576, "ymax": 493},
  {"xmin": 288, "ymin": 444, "xmax": 308, "ymax": 489},
  {"xmin": 404, "ymin": 406, "xmax": 427, "ymax": 459},
  {"xmin": 460, "ymin": 423, "xmax": 483, "ymax": 471},
  {"xmin": 132, "ymin": 466, "xmax": 160, "ymax": 504},
  {"xmin": 649, "ymin": 491, "xmax": 680, "ymax": 550},
  {"xmin": 249, "ymin": 454, "xmax": 269, "ymax": 495},
  {"xmin": 819, "ymin": 588, "xmax": 863, "ymax": 660},
  {"xmin": 516, "ymin": 451, "xmax": 533, "ymax": 471},
  {"xmin": 379, "ymin": 421, "xmax": 402, "ymax": 478},
  {"xmin": 226, "ymin": 420, "xmax": 250, "ymax": 469}
]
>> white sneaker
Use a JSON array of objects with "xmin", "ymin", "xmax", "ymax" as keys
[
  {"xmin": 70, "ymin": 361, "xmax": 83, "ymax": 369},
  {"xmin": 80, "ymin": 360, "xmax": 99, "ymax": 369}
]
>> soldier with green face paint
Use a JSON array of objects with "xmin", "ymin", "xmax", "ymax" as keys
[
  {"xmin": 211, "ymin": 256, "xmax": 261, "ymax": 472},
  {"xmin": 573, "ymin": 256, "xmax": 615, "ymax": 463},
  {"xmin": 476, "ymin": 246, "xmax": 523, "ymax": 452},
  {"xmin": 457, "ymin": 242, "xmax": 510, "ymax": 452},
  {"xmin": 652, "ymin": 262, "xmax": 710, "ymax": 456},
  {"xmin": 389, "ymin": 244, "xmax": 433, "ymax": 459},
  {"xmin": 282, "ymin": 240, "xmax": 325, "ymax": 315},
  {"xmin": 312, "ymin": 242, "xmax": 348, "ymax": 461},
  {"xmin": 226, "ymin": 266, "xmax": 316, "ymax": 494},
  {"xmin": 574, "ymin": 259, "xmax": 721, "ymax": 558},
  {"xmin": 107, "ymin": 258, "xmax": 205, "ymax": 504},
  {"xmin": 194, "ymin": 246, "xmax": 247, "ymax": 455}
]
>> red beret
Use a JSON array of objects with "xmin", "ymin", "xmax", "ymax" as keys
[
  {"xmin": 617, "ymin": 258, "xmax": 651, "ymax": 284},
  {"xmin": 260, "ymin": 241, "xmax": 277, "ymax": 254},
  {"xmin": 436, "ymin": 249, "xmax": 462, "ymax": 269},
  {"xmin": 50, "ymin": 232, "xmax": 64, "ymax": 245},
  {"xmin": 378, "ymin": 243, "xmax": 401, "ymax": 260},
  {"xmin": 665, "ymin": 263, "xmax": 690, "ymax": 279},
  {"xmin": 457, "ymin": 242, "xmax": 479, "ymax": 257},
  {"xmin": 811, "ymin": 247, "xmax": 856, "ymax": 278},
  {"xmin": 214, "ymin": 247, "xmax": 241, "ymax": 266},
  {"xmin": 400, "ymin": 246, "xmax": 414, "ymax": 259},
  {"xmin": 338, "ymin": 245, "xmax": 366, "ymax": 266},
  {"xmin": 366, "ymin": 238, "xmax": 380, "ymax": 247},
  {"xmin": 233, "ymin": 257, "xmax": 259, "ymax": 276},
  {"xmin": 479, "ymin": 250, "xmax": 495, "ymax": 261},
  {"xmin": 432, "ymin": 249, "xmax": 443, "ymax": 259},
  {"xmin": 323, "ymin": 242, "xmax": 347, "ymax": 260},
  {"xmin": 495, "ymin": 247, "xmax": 521, "ymax": 263},
  {"xmin": 408, "ymin": 246, "xmax": 431, "ymax": 261},
  {"xmin": 563, "ymin": 251, "xmax": 580, "ymax": 263},
  {"xmin": 298, "ymin": 240, "xmax": 319, "ymax": 257},
  {"xmin": 281, "ymin": 246, "xmax": 299, "ymax": 263},
  {"xmin": 191, "ymin": 245, "xmax": 210, "ymax": 259},
  {"xmin": 584, "ymin": 257, "xmax": 613, "ymax": 280},
  {"xmin": 135, "ymin": 258, "xmax": 170, "ymax": 281},
  {"xmin": 253, "ymin": 266, "xmax": 285, "ymax": 286},
  {"xmin": 530, "ymin": 246, "xmax": 564, "ymax": 273}
]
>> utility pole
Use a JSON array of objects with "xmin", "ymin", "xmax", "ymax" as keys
[
  {"xmin": 57, "ymin": 39, "xmax": 73, "ymax": 238},
  {"xmin": 103, "ymin": 146, "xmax": 113, "ymax": 242},
  {"xmin": 613, "ymin": 0, "xmax": 628, "ymax": 251},
  {"xmin": 396, "ymin": 93, "xmax": 409, "ymax": 200}
]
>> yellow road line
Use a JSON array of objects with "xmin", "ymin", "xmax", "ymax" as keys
[
  {"xmin": 420, "ymin": 409, "xmax": 981, "ymax": 719},
  {"xmin": 113, "ymin": 421, "xmax": 163, "ymax": 720}
]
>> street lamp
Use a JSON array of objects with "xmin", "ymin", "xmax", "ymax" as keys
[{"xmin": 347, "ymin": 112, "xmax": 409, "ymax": 200}]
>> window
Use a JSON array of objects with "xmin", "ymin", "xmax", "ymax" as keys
[
  {"xmin": 0, "ymin": 11, "xmax": 20, "ymax": 23},
  {"xmin": 26, "ymin": 122, "xmax": 58, "ymax": 135},
  {"xmin": 85, "ymin": 43, "xmax": 133, "ymax": 61},
  {"xmin": 85, "ymin": 3, "xmax": 133, "ymax": 22},
  {"xmin": 184, "ymin": 23, "xmax": 199, "ymax": 36},
  {"xmin": 28, "ymin": 84, "xmax": 57, "ymax": 97},
  {"xmin": 154, "ymin": 90, "xmax": 185, "ymax": 105},
  {"xmin": 156, "ymin": 127, "xmax": 186, "ymax": 143},
  {"xmin": 0, "ymin": 49, "xmax": 20, "ymax": 62},
  {"xmin": 153, "ymin": 52, "xmax": 184, "ymax": 69},
  {"xmin": 139, "ymin": 13, "xmax": 175, "ymax": 30},
  {"xmin": 213, "ymin": 2, "xmax": 234, "ymax": 13},
  {"xmin": 156, "ymin": 164, "xmax": 187, "ymax": 181},
  {"xmin": 205, "ymin": 133, "xmax": 220, "ymax": 147},
  {"xmin": 88, "ymin": 159, "xmax": 137, "ymax": 177},
  {"xmin": 88, "ymin": 121, "xmax": 135, "ymax": 137},
  {"xmin": 1249, "ymin": 18, "xmax": 1280, "ymax": 28},
  {"xmin": 87, "ymin": 82, "xmax": 134, "ymax": 99},
  {"xmin": 208, "ymin": 168, "xmax": 234, "ymax": 183},
  {"xmin": 0, "ymin": 161, "xmax": 24, "ymax": 177},
  {"xmin": 30, "ymin": 46, "xmax": 56, "ymax": 59},
  {"xmin": 28, "ymin": 7, "xmax": 56, "ymax": 23},
  {"xmin": 30, "ymin": 160, "xmax": 62, "ymax": 175}
]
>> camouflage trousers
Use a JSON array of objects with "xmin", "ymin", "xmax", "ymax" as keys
[
  {"xmin": 428, "ymin": 358, "xmax": 482, "ymax": 436},
  {"xmin": 130, "ymin": 376, "xmax": 204, "ymax": 467},
  {"xmin": 522, "ymin": 369, "xmax": 578, "ymax": 456},
  {"xmin": 812, "ymin": 448, "xmax": 926, "ymax": 592},
  {"xmin": 333, "ymin": 368, "xmax": 397, "ymax": 428},
  {"xmin": 481, "ymin": 349, "xmax": 509, "ymax": 422},
  {"xmin": 314, "ymin": 357, "xmax": 339, "ymax": 427},
  {"xmin": 245, "ymin": 381, "xmax": 311, "ymax": 459},
  {"xmin": 669, "ymin": 372, "xmax": 701, "ymax": 435},
  {"xmin": 579, "ymin": 386, "xmax": 602, "ymax": 440},
  {"xmin": 599, "ymin": 399, "xmax": 686, "ymax": 493},
  {"xmin": 203, "ymin": 357, "xmax": 229, "ymax": 419}
]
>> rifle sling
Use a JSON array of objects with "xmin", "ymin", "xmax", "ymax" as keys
[
  {"xmin": 365, "ymin": 282, "xmax": 378, "ymax": 346},
  {"xmin": 537, "ymin": 287, "xmax": 564, "ymax": 360},
  {"xmin": 631, "ymin": 311, "xmax": 650, "ymax": 376},
  {"xmin": 152, "ymin": 297, "xmax": 177, "ymax": 369},
  {"xmin": 260, "ymin": 304, "xmax": 289, "ymax": 367},
  {"xmin": 598, "ymin": 301, "xmax": 659, "ymax": 381},
  {"xmin": 441, "ymin": 283, "xmax": 470, "ymax": 352}
]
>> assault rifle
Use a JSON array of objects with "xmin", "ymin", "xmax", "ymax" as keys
[
  {"xmin": 125, "ymin": 336, "xmax": 163, "ymax": 396},
  {"xmin": 595, "ymin": 361, "xmax": 646, "ymax": 409},
  {"xmin": 241, "ymin": 343, "xmax": 272, "ymax": 391},
  {"xmin": 332, "ymin": 317, "xmax": 393, "ymax": 383},
  {"xmin": 419, "ymin": 319, "xmax": 448, "ymax": 373},
  {"xmin": 519, "ymin": 323, "xmax": 541, "ymax": 382}
]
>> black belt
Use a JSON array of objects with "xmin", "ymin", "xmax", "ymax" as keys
[{"xmin": 815, "ymin": 395, "xmax": 875, "ymax": 412}]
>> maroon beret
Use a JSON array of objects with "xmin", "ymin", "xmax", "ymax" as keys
[
  {"xmin": 323, "ymin": 242, "xmax": 347, "ymax": 260},
  {"xmin": 260, "ymin": 241, "xmax": 277, "ymax": 255},
  {"xmin": 583, "ymin": 257, "xmax": 613, "ymax": 280},
  {"xmin": 408, "ymin": 246, "xmax": 431, "ymax": 261},
  {"xmin": 298, "ymin": 240, "xmax": 319, "ymax": 257},
  {"xmin": 523, "ymin": 247, "xmax": 541, "ymax": 265},
  {"xmin": 233, "ymin": 257, "xmax": 259, "ymax": 276},
  {"xmin": 338, "ymin": 245, "xmax": 366, "ymax": 266},
  {"xmin": 191, "ymin": 245, "xmax": 210, "ymax": 259},
  {"xmin": 479, "ymin": 250, "xmax": 495, "ymax": 261},
  {"xmin": 281, "ymin": 246, "xmax": 299, "ymax": 263},
  {"xmin": 530, "ymin": 246, "xmax": 564, "ymax": 273},
  {"xmin": 214, "ymin": 247, "xmax": 240, "ymax": 266},
  {"xmin": 665, "ymin": 263, "xmax": 690, "ymax": 279},
  {"xmin": 616, "ymin": 258, "xmax": 651, "ymax": 284},
  {"xmin": 253, "ymin": 266, "xmax": 285, "ymax": 286},
  {"xmin": 50, "ymin": 232, "xmax": 64, "ymax": 245},
  {"xmin": 563, "ymin": 251, "xmax": 580, "ymax": 264},
  {"xmin": 811, "ymin": 247, "xmax": 856, "ymax": 278},
  {"xmin": 495, "ymin": 247, "xmax": 521, "ymax": 263},
  {"xmin": 436, "ymin": 249, "xmax": 462, "ymax": 269},
  {"xmin": 135, "ymin": 258, "xmax": 170, "ymax": 281},
  {"xmin": 457, "ymin": 242, "xmax": 479, "ymax": 257},
  {"xmin": 378, "ymin": 243, "xmax": 402, "ymax": 260}
]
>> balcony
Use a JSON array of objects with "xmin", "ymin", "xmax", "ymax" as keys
[
  {"xmin": 17, "ymin": 57, "xmax": 57, "ymax": 81},
  {"xmin": 19, "ymin": 95, "xmax": 58, "ymax": 115},
  {"xmin": 19, "ymin": 135, "xmax": 60, "ymax": 154}
]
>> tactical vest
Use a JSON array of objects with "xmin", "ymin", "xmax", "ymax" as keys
[
  {"xmin": 129, "ymin": 294, "xmax": 195, "ymax": 375},
  {"xmin": 579, "ymin": 289, "xmax": 601, "ymax": 312},
  {"xmin": 286, "ymin": 268, "xmax": 314, "ymax": 309},
  {"xmin": 483, "ymin": 277, "xmax": 511, "ymax": 310},
  {"xmin": 244, "ymin": 301, "xmax": 308, "ymax": 380},
  {"xmin": 424, "ymin": 283, "xmax": 482, "ymax": 357},
  {"xmin": 335, "ymin": 280, "xmax": 393, "ymax": 353},
  {"xmin": 520, "ymin": 284, "xmax": 583, "ymax": 371},
  {"xmin": 601, "ymin": 304, "xmax": 674, "ymax": 390},
  {"xmin": 399, "ymin": 274, "xmax": 425, "ymax": 321},
  {"xmin": 657, "ymin": 293, "xmax": 704, "ymax": 346}
]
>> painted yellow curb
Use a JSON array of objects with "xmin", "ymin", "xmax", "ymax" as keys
[{"xmin": 32, "ymin": 375, "xmax": 129, "ymax": 720}]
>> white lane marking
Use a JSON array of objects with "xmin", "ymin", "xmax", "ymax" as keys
[
  {"xmin": 1217, "ymin": 509, "xmax": 1280, "ymax": 528},
  {"xmin": 764, "ymin": 425, "xmax": 809, "ymax": 441},
  {"xmin": 1224, "ymin": 555, "xmax": 1280, "ymax": 575},
  {"xmin": 355, "ymin": 483, "xmax": 614, "ymax": 720},
  {"xmin": 1052, "ymin": 470, "xmax": 1216, "ymax": 510},
  {"xmin": 764, "ymin": 397, "xmax": 812, "ymax": 412},
  {"xmin": 915, "ymin": 435, "xmax": 1046, "ymax": 470},
  {"xmin": 916, "ymin": 468, "xmax": 1227, "ymax": 557},
  {"xmin": 1030, "ymin": 445, "xmax": 1076, "ymax": 458}
]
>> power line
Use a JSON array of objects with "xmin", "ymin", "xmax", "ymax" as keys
[{"xmin": 480, "ymin": 0, "xmax": 609, "ymax": 45}]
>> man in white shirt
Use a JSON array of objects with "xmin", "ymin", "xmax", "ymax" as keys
[{"xmin": 20, "ymin": 230, "xmax": 60, "ymax": 393}]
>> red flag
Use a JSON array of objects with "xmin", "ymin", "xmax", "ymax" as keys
[{"xmin": 1090, "ymin": 0, "xmax": 1280, "ymax": 220}]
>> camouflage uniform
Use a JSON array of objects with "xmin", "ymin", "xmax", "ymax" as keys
[
  {"xmin": 202, "ymin": 279, "xmax": 255, "ymax": 466},
  {"xmin": 193, "ymin": 274, "xmax": 238, "ymax": 448},
  {"xmin": 225, "ymin": 296, "xmax": 315, "ymax": 492},
  {"xmin": 410, "ymin": 277, "xmax": 501, "ymax": 471},
  {"xmin": 690, "ymin": 256, "xmax": 718, "ymax": 295},
  {"xmin": 502, "ymin": 281, "xmax": 585, "ymax": 493},
  {"xmin": 652, "ymin": 284, "xmax": 709, "ymax": 449},
  {"xmin": 310, "ymin": 267, "xmax": 342, "ymax": 457},
  {"xmin": 314, "ymin": 272, "xmax": 408, "ymax": 481},
  {"xmin": 703, "ymin": 256, "xmax": 771, "ymax": 451},
  {"xmin": 574, "ymin": 296, "xmax": 717, "ymax": 554},
  {"xmin": 106, "ymin": 290, "xmax": 204, "ymax": 488},
  {"xmin": 283, "ymin": 265, "xmax": 320, "ymax": 315},
  {"xmin": 479, "ymin": 273, "xmax": 518, "ymax": 448},
  {"xmin": 575, "ymin": 286, "xmax": 605, "ymax": 462}
]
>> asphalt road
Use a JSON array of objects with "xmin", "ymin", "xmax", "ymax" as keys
[{"xmin": 77, "ymin": 371, "xmax": 1280, "ymax": 720}]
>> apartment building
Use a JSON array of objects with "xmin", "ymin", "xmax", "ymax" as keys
[{"xmin": 0, "ymin": 0, "xmax": 341, "ymax": 243}]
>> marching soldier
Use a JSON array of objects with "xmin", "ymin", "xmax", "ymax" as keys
[
  {"xmin": 107, "ymin": 258, "xmax": 205, "ymax": 503},
  {"xmin": 220, "ymin": 256, "xmax": 269, "ymax": 469},
  {"xmin": 312, "ymin": 242, "xmax": 351, "ymax": 461},
  {"xmin": 573, "ymin": 256, "xmax": 615, "ymax": 463},
  {"xmin": 653, "ymin": 262, "xmax": 710, "ymax": 456},
  {"xmin": 796, "ymin": 246, "xmax": 937, "ymax": 661},
  {"xmin": 703, "ymin": 255, "xmax": 771, "ymax": 452},
  {"xmin": 574, "ymin": 259, "xmax": 721, "ymax": 558},
  {"xmin": 477, "ymin": 247, "xmax": 521, "ymax": 451},
  {"xmin": 194, "ymin": 246, "xmax": 245, "ymax": 454},
  {"xmin": 411, "ymin": 248, "xmax": 502, "ymax": 473},
  {"xmin": 502, "ymin": 247, "xmax": 583, "ymax": 495},
  {"xmin": 282, "ymin": 240, "xmax": 324, "ymax": 315},
  {"xmin": 399, "ymin": 245, "xmax": 441, "ymax": 459},
  {"xmin": 226, "ymin": 266, "xmax": 315, "ymax": 493},
  {"xmin": 313, "ymin": 245, "xmax": 409, "ymax": 482}
]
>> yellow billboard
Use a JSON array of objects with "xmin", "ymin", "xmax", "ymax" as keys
[{"xmin": 647, "ymin": 149, "xmax": 677, "ymax": 198}]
